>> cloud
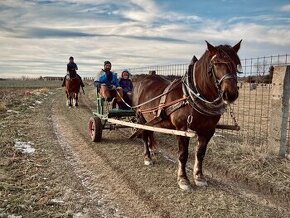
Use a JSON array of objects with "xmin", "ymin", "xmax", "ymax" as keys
[
  {"xmin": 12, "ymin": 26, "xmax": 188, "ymax": 44},
  {"xmin": 0, "ymin": 0, "xmax": 289, "ymax": 78},
  {"xmin": 280, "ymin": 4, "xmax": 290, "ymax": 12}
]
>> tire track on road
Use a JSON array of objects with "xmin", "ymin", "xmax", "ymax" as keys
[{"xmin": 52, "ymin": 92, "xmax": 169, "ymax": 218}]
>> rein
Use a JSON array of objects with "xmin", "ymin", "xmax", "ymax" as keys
[
  {"xmin": 123, "ymin": 79, "xmax": 183, "ymax": 110},
  {"xmin": 68, "ymin": 71, "xmax": 77, "ymax": 80},
  {"xmin": 116, "ymin": 79, "xmax": 187, "ymax": 116},
  {"xmin": 138, "ymin": 96, "xmax": 188, "ymax": 114}
]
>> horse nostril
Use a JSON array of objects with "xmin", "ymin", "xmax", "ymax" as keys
[{"xmin": 223, "ymin": 91, "xmax": 238, "ymax": 103}]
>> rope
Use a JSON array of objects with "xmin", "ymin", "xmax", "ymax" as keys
[
  {"xmin": 228, "ymin": 104, "xmax": 239, "ymax": 127},
  {"xmin": 138, "ymin": 96, "xmax": 188, "ymax": 114},
  {"xmin": 115, "ymin": 79, "xmax": 182, "ymax": 110}
]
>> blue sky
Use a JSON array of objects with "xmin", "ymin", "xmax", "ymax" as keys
[{"xmin": 0, "ymin": 0, "xmax": 289, "ymax": 78}]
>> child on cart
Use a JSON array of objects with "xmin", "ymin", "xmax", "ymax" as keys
[{"xmin": 119, "ymin": 70, "xmax": 133, "ymax": 107}]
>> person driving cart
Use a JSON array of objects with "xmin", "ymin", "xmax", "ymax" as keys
[{"xmin": 94, "ymin": 61, "xmax": 126, "ymax": 109}]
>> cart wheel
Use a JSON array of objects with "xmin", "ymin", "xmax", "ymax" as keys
[{"xmin": 89, "ymin": 116, "xmax": 102, "ymax": 142}]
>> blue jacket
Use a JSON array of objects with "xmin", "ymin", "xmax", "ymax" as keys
[{"xmin": 94, "ymin": 70, "xmax": 119, "ymax": 87}]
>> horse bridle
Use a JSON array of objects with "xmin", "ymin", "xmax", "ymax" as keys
[{"xmin": 209, "ymin": 54, "xmax": 239, "ymax": 92}]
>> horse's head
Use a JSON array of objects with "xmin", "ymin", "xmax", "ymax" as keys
[{"xmin": 206, "ymin": 40, "xmax": 242, "ymax": 104}]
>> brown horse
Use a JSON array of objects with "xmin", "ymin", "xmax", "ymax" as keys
[
  {"xmin": 65, "ymin": 71, "xmax": 80, "ymax": 107},
  {"xmin": 132, "ymin": 41, "xmax": 242, "ymax": 190}
]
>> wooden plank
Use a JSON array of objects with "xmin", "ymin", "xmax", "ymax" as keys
[
  {"xmin": 106, "ymin": 118, "xmax": 196, "ymax": 138},
  {"xmin": 216, "ymin": 124, "xmax": 240, "ymax": 131}
]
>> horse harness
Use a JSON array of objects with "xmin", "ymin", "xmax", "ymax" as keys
[
  {"xmin": 134, "ymin": 49, "xmax": 240, "ymax": 131},
  {"xmin": 130, "ymin": 79, "xmax": 189, "ymax": 138},
  {"xmin": 138, "ymin": 79, "xmax": 188, "ymax": 118}
]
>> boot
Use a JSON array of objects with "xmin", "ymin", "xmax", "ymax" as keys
[
  {"xmin": 61, "ymin": 76, "xmax": 66, "ymax": 87},
  {"xmin": 77, "ymin": 74, "xmax": 85, "ymax": 87}
]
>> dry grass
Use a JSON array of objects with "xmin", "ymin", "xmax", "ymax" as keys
[
  {"xmin": 0, "ymin": 88, "xmax": 52, "ymax": 119},
  {"xmin": 0, "ymin": 102, "xmax": 7, "ymax": 112},
  {"xmin": 200, "ymin": 135, "xmax": 290, "ymax": 209},
  {"xmin": 0, "ymin": 87, "xmax": 92, "ymax": 217},
  {"xmin": 0, "ymin": 79, "xmax": 61, "ymax": 88}
]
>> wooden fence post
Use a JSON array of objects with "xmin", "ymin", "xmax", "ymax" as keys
[{"xmin": 269, "ymin": 65, "xmax": 290, "ymax": 157}]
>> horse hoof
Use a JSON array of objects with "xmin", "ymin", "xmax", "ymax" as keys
[
  {"xmin": 144, "ymin": 159, "xmax": 153, "ymax": 166},
  {"xmin": 178, "ymin": 179, "xmax": 192, "ymax": 191},
  {"xmin": 195, "ymin": 178, "xmax": 208, "ymax": 187}
]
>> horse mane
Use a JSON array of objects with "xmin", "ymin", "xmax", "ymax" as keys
[{"xmin": 195, "ymin": 50, "xmax": 212, "ymax": 92}]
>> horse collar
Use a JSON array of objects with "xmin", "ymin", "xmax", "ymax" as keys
[{"xmin": 182, "ymin": 63, "xmax": 226, "ymax": 116}]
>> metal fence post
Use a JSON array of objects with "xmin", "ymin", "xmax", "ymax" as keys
[{"xmin": 269, "ymin": 65, "xmax": 290, "ymax": 157}]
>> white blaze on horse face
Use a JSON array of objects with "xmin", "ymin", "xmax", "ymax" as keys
[{"xmin": 210, "ymin": 54, "xmax": 217, "ymax": 62}]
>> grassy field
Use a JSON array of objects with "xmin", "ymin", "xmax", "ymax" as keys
[{"xmin": 0, "ymin": 79, "xmax": 61, "ymax": 88}]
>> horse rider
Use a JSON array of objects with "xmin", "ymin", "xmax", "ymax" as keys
[
  {"xmin": 94, "ymin": 61, "xmax": 126, "ymax": 108},
  {"xmin": 62, "ymin": 56, "xmax": 85, "ymax": 88}
]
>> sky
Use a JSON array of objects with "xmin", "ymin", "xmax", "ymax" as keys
[{"xmin": 0, "ymin": 0, "xmax": 289, "ymax": 78}]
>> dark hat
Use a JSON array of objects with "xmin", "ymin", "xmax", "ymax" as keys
[
  {"xmin": 69, "ymin": 56, "xmax": 74, "ymax": 60},
  {"xmin": 104, "ymin": 61, "xmax": 111, "ymax": 66}
]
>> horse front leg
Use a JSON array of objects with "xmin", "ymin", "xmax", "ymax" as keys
[
  {"xmin": 66, "ymin": 91, "xmax": 69, "ymax": 106},
  {"xmin": 143, "ymin": 131, "xmax": 153, "ymax": 165},
  {"xmin": 148, "ymin": 132, "xmax": 158, "ymax": 156},
  {"xmin": 69, "ymin": 95, "xmax": 73, "ymax": 107},
  {"xmin": 75, "ymin": 93, "xmax": 79, "ymax": 107},
  {"xmin": 193, "ymin": 134, "xmax": 212, "ymax": 186},
  {"xmin": 177, "ymin": 136, "xmax": 191, "ymax": 191}
]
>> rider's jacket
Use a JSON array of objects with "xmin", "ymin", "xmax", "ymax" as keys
[
  {"xmin": 67, "ymin": 62, "xmax": 78, "ymax": 73},
  {"xmin": 94, "ymin": 70, "xmax": 119, "ymax": 88}
]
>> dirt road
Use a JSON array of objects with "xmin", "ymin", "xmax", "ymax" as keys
[{"xmin": 1, "ymin": 86, "xmax": 289, "ymax": 217}]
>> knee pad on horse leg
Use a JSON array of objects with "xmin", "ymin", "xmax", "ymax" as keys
[{"xmin": 100, "ymin": 85, "xmax": 112, "ymax": 100}]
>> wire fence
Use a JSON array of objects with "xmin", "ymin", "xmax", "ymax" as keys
[{"xmin": 127, "ymin": 54, "xmax": 290, "ymax": 150}]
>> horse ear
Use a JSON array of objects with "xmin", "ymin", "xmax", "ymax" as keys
[
  {"xmin": 233, "ymin": 39, "xmax": 242, "ymax": 53},
  {"xmin": 205, "ymin": 40, "xmax": 217, "ymax": 57},
  {"xmin": 191, "ymin": 55, "xmax": 198, "ymax": 65}
]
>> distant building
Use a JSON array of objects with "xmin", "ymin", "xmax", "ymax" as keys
[{"xmin": 43, "ymin": 76, "xmax": 63, "ymax": 81}]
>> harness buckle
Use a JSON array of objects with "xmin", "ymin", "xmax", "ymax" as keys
[{"xmin": 187, "ymin": 115, "xmax": 193, "ymax": 125}]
